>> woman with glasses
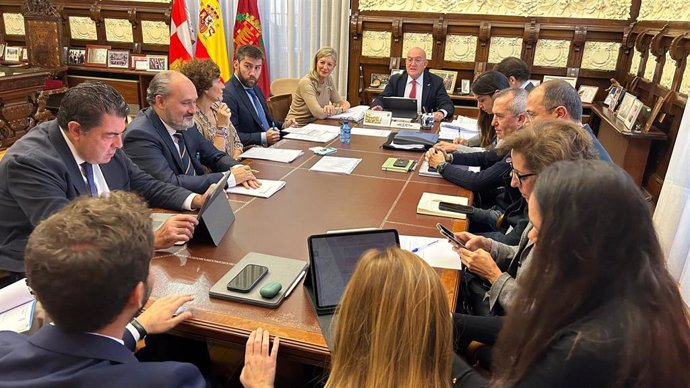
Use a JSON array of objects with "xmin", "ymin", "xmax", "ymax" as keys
[
  {"xmin": 453, "ymin": 120, "xmax": 597, "ymax": 317},
  {"xmin": 453, "ymin": 159, "xmax": 690, "ymax": 386},
  {"xmin": 178, "ymin": 59, "xmax": 244, "ymax": 160},
  {"xmin": 284, "ymin": 47, "xmax": 350, "ymax": 126}
]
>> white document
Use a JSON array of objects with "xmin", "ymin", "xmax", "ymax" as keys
[
  {"xmin": 439, "ymin": 122, "xmax": 479, "ymax": 140},
  {"xmin": 0, "ymin": 278, "xmax": 36, "ymax": 333},
  {"xmin": 309, "ymin": 156, "xmax": 362, "ymax": 175},
  {"xmin": 226, "ymin": 179, "xmax": 286, "ymax": 198},
  {"xmin": 350, "ymin": 127, "xmax": 391, "ymax": 137},
  {"xmin": 329, "ymin": 105, "xmax": 370, "ymax": 122},
  {"xmin": 0, "ymin": 278, "xmax": 33, "ymax": 314},
  {"xmin": 239, "ymin": 147, "xmax": 304, "ymax": 163},
  {"xmin": 284, "ymin": 124, "xmax": 340, "ymax": 143},
  {"xmin": 400, "ymin": 235, "xmax": 462, "ymax": 270}
]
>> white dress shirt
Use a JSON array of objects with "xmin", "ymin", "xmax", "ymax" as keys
[{"xmin": 404, "ymin": 73, "xmax": 424, "ymax": 114}]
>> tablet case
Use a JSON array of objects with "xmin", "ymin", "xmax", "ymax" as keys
[{"xmin": 209, "ymin": 252, "xmax": 308, "ymax": 308}]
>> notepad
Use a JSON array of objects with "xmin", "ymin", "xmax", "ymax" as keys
[
  {"xmin": 309, "ymin": 156, "xmax": 362, "ymax": 175},
  {"xmin": 0, "ymin": 278, "xmax": 36, "ymax": 333},
  {"xmin": 239, "ymin": 147, "xmax": 304, "ymax": 163},
  {"xmin": 381, "ymin": 157, "xmax": 417, "ymax": 173},
  {"xmin": 226, "ymin": 179, "xmax": 286, "ymax": 198},
  {"xmin": 400, "ymin": 235, "xmax": 462, "ymax": 270},
  {"xmin": 416, "ymin": 192, "xmax": 470, "ymax": 219},
  {"xmin": 284, "ymin": 124, "xmax": 340, "ymax": 143}
]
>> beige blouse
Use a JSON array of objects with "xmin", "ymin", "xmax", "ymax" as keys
[
  {"xmin": 194, "ymin": 110, "xmax": 243, "ymax": 157},
  {"xmin": 285, "ymin": 75, "xmax": 344, "ymax": 125}
]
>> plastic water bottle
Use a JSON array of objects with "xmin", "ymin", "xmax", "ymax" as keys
[{"xmin": 340, "ymin": 119, "xmax": 351, "ymax": 144}]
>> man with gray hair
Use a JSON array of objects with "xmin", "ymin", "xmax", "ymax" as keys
[
  {"xmin": 526, "ymin": 80, "xmax": 612, "ymax": 161},
  {"xmin": 427, "ymin": 87, "xmax": 529, "ymax": 244},
  {"xmin": 124, "ymin": 70, "xmax": 259, "ymax": 193}
]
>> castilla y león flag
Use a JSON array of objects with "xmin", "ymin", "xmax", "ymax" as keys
[
  {"xmin": 233, "ymin": 0, "xmax": 270, "ymax": 97},
  {"xmin": 196, "ymin": 0, "xmax": 231, "ymax": 81},
  {"xmin": 169, "ymin": 0, "xmax": 193, "ymax": 67}
]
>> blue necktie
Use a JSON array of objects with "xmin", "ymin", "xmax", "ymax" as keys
[
  {"xmin": 172, "ymin": 131, "xmax": 195, "ymax": 176},
  {"xmin": 80, "ymin": 162, "xmax": 98, "ymax": 197},
  {"xmin": 247, "ymin": 88, "xmax": 270, "ymax": 131}
]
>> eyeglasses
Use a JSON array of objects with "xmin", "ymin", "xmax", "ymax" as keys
[
  {"xmin": 506, "ymin": 157, "xmax": 536, "ymax": 185},
  {"xmin": 406, "ymin": 57, "xmax": 425, "ymax": 64}
]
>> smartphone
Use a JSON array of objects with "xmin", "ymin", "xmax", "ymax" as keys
[
  {"xmin": 227, "ymin": 264, "xmax": 269, "ymax": 293},
  {"xmin": 438, "ymin": 201, "xmax": 473, "ymax": 214},
  {"xmin": 393, "ymin": 158, "xmax": 410, "ymax": 168},
  {"xmin": 436, "ymin": 223, "xmax": 466, "ymax": 248}
]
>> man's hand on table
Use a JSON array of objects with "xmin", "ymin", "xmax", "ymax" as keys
[
  {"xmin": 153, "ymin": 214, "xmax": 198, "ymax": 249},
  {"xmin": 137, "ymin": 294, "xmax": 194, "ymax": 334}
]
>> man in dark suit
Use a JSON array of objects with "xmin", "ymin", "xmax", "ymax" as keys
[
  {"xmin": 123, "ymin": 71, "xmax": 259, "ymax": 194},
  {"xmin": 0, "ymin": 192, "xmax": 206, "ymax": 387},
  {"xmin": 0, "ymin": 82, "xmax": 203, "ymax": 281},
  {"xmin": 371, "ymin": 47, "xmax": 454, "ymax": 121},
  {"xmin": 223, "ymin": 45, "xmax": 285, "ymax": 147},
  {"xmin": 494, "ymin": 57, "xmax": 535, "ymax": 91}
]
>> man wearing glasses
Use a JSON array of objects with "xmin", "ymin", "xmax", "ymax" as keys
[
  {"xmin": 371, "ymin": 47, "xmax": 454, "ymax": 121},
  {"xmin": 525, "ymin": 79, "xmax": 612, "ymax": 161}
]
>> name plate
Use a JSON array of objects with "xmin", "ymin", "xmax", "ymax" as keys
[
  {"xmin": 390, "ymin": 120, "xmax": 421, "ymax": 130},
  {"xmin": 363, "ymin": 110, "xmax": 392, "ymax": 128}
]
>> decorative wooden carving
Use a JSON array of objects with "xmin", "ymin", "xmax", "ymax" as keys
[
  {"xmin": 478, "ymin": 22, "xmax": 491, "ymax": 48},
  {"xmin": 89, "ymin": 4, "xmax": 103, "ymax": 27},
  {"xmin": 573, "ymin": 26, "xmax": 587, "ymax": 53},
  {"xmin": 433, "ymin": 16, "xmax": 445, "ymax": 47},
  {"xmin": 650, "ymin": 25, "xmax": 670, "ymax": 58},
  {"xmin": 21, "ymin": 0, "xmax": 58, "ymax": 18},
  {"xmin": 392, "ymin": 19, "xmax": 402, "ymax": 43},
  {"xmin": 22, "ymin": 0, "xmax": 65, "ymax": 71},
  {"xmin": 350, "ymin": 12, "xmax": 363, "ymax": 41},
  {"xmin": 622, "ymin": 21, "xmax": 637, "ymax": 53},
  {"xmin": 523, "ymin": 19, "xmax": 539, "ymax": 50}
]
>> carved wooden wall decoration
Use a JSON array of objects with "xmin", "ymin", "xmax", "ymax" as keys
[
  {"xmin": 533, "ymin": 39, "xmax": 571, "ymax": 68},
  {"xmin": 3, "ymin": 13, "xmax": 25, "ymax": 35},
  {"xmin": 104, "ymin": 18, "xmax": 134, "ymax": 42},
  {"xmin": 581, "ymin": 42, "xmax": 620, "ymax": 71},
  {"xmin": 141, "ymin": 20, "xmax": 168, "ymax": 45},
  {"xmin": 639, "ymin": 1, "xmax": 690, "ymax": 22},
  {"xmin": 69, "ymin": 16, "xmax": 98, "ymax": 40},
  {"xmin": 444, "ymin": 35, "xmax": 477, "ymax": 62},
  {"xmin": 361, "ymin": 30, "xmax": 392, "ymax": 57},
  {"xmin": 488, "ymin": 37, "xmax": 522, "ymax": 64},
  {"xmin": 402, "ymin": 33, "xmax": 433, "ymax": 59}
]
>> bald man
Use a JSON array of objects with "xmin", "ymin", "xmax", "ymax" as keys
[
  {"xmin": 123, "ymin": 71, "xmax": 260, "ymax": 193},
  {"xmin": 371, "ymin": 47, "xmax": 454, "ymax": 121}
]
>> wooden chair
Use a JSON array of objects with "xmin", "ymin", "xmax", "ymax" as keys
[
  {"xmin": 267, "ymin": 93, "xmax": 292, "ymax": 123},
  {"xmin": 269, "ymin": 78, "xmax": 299, "ymax": 96}
]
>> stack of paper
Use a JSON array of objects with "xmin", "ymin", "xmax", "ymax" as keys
[
  {"xmin": 329, "ymin": 105, "xmax": 370, "ymax": 122},
  {"xmin": 239, "ymin": 147, "xmax": 304, "ymax": 163},
  {"xmin": 0, "ymin": 278, "xmax": 36, "ymax": 333},
  {"xmin": 284, "ymin": 123, "xmax": 340, "ymax": 143},
  {"xmin": 416, "ymin": 192, "xmax": 470, "ymax": 219},
  {"xmin": 309, "ymin": 156, "xmax": 362, "ymax": 175},
  {"xmin": 439, "ymin": 115, "xmax": 479, "ymax": 140},
  {"xmin": 400, "ymin": 235, "xmax": 462, "ymax": 270},
  {"xmin": 226, "ymin": 179, "xmax": 286, "ymax": 198}
]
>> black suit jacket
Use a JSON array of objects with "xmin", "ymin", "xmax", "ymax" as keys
[
  {"xmin": 123, "ymin": 108, "xmax": 238, "ymax": 194},
  {"xmin": 371, "ymin": 69, "xmax": 454, "ymax": 119},
  {"xmin": 0, "ymin": 325, "xmax": 206, "ymax": 387},
  {"xmin": 0, "ymin": 120, "xmax": 193, "ymax": 272},
  {"xmin": 223, "ymin": 75, "xmax": 282, "ymax": 146}
]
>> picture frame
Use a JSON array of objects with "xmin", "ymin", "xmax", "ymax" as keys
[
  {"xmin": 616, "ymin": 92, "xmax": 637, "ymax": 123},
  {"xmin": 4, "ymin": 46, "xmax": 20, "ymax": 62},
  {"xmin": 0, "ymin": 43, "xmax": 4, "ymax": 60},
  {"xmin": 389, "ymin": 56, "xmax": 401, "ymax": 70},
  {"xmin": 146, "ymin": 55, "xmax": 168, "ymax": 72},
  {"xmin": 577, "ymin": 85, "xmax": 599, "ymax": 104},
  {"xmin": 542, "ymin": 75, "xmax": 577, "ymax": 88},
  {"xmin": 130, "ymin": 55, "xmax": 148, "ymax": 70},
  {"xmin": 429, "ymin": 69, "xmax": 458, "ymax": 94},
  {"xmin": 85, "ymin": 44, "xmax": 110, "ymax": 67},
  {"xmin": 107, "ymin": 50, "xmax": 130, "ymax": 69},
  {"xmin": 603, "ymin": 86, "xmax": 618, "ymax": 106},
  {"xmin": 20, "ymin": 47, "xmax": 28, "ymax": 62},
  {"xmin": 370, "ymin": 73, "xmax": 390, "ymax": 88},
  {"xmin": 608, "ymin": 87, "xmax": 625, "ymax": 112},
  {"xmin": 460, "ymin": 79, "xmax": 471, "ymax": 94},
  {"xmin": 642, "ymin": 94, "xmax": 667, "ymax": 133},
  {"xmin": 67, "ymin": 48, "xmax": 85, "ymax": 65},
  {"xmin": 623, "ymin": 99, "xmax": 643, "ymax": 130}
]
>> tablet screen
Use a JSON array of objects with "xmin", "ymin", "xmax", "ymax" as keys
[{"xmin": 308, "ymin": 230, "xmax": 399, "ymax": 309}]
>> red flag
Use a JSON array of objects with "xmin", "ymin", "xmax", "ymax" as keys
[
  {"xmin": 233, "ymin": 0, "xmax": 270, "ymax": 97},
  {"xmin": 169, "ymin": 0, "xmax": 193, "ymax": 67}
]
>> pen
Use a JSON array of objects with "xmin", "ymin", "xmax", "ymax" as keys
[
  {"xmin": 411, "ymin": 240, "xmax": 439, "ymax": 253},
  {"xmin": 284, "ymin": 270, "xmax": 306, "ymax": 298}
]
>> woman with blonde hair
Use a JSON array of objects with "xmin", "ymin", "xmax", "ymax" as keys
[
  {"xmin": 284, "ymin": 47, "xmax": 350, "ymax": 126},
  {"xmin": 239, "ymin": 247, "xmax": 462, "ymax": 388},
  {"xmin": 178, "ymin": 58, "xmax": 244, "ymax": 160}
]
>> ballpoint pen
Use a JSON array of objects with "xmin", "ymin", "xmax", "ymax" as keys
[
  {"xmin": 411, "ymin": 240, "xmax": 439, "ymax": 253},
  {"xmin": 284, "ymin": 270, "xmax": 307, "ymax": 298}
]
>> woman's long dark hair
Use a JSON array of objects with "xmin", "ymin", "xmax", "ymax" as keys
[
  {"xmin": 492, "ymin": 160, "xmax": 690, "ymax": 386},
  {"xmin": 472, "ymin": 71, "xmax": 509, "ymax": 147}
]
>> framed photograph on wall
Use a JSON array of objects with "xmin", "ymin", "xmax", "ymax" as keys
[
  {"xmin": 107, "ymin": 50, "xmax": 130, "ymax": 69},
  {"xmin": 542, "ymin": 75, "xmax": 577, "ymax": 88},
  {"xmin": 429, "ymin": 69, "xmax": 458, "ymax": 94},
  {"xmin": 146, "ymin": 55, "xmax": 168, "ymax": 72},
  {"xmin": 4, "ymin": 46, "xmax": 20, "ymax": 62},
  {"xmin": 67, "ymin": 48, "xmax": 86, "ymax": 65},
  {"xmin": 130, "ymin": 55, "xmax": 148, "ymax": 70},
  {"xmin": 615, "ymin": 92, "xmax": 636, "ymax": 121},
  {"xmin": 85, "ymin": 44, "xmax": 110, "ymax": 67},
  {"xmin": 577, "ymin": 85, "xmax": 599, "ymax": 104}
]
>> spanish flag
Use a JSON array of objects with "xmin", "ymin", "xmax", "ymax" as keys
[{"xmin": 195, "ymin": 0, "xmax": 230, "ymax": 81}]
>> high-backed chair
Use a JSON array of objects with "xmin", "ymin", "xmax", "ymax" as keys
[
  {"xmin": 267, "ymin": 93, "xmax": 292, "ymax": 123},
  {"xmin": 270, "ymin": 78, "xmax": 300, "ymax": 97}
]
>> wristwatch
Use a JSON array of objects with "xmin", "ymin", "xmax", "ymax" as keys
[
  {"xmin": 437, "ymin": 162, "xmax": 448, "ymax": 174},
  {"xmin": 130, "ymin": 318, "xmax": 147, "ymax": 339},
  {"xmin": 215, "ymin": 127, "xmax": 229, "ymax": 137}
]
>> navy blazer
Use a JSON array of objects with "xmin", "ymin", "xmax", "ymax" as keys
[
  {"xmin": 223, "ymin": 75, "xmax": 281, "ymax": 146},
  {"xmin": 0, "ymin": 120, "xmax": 193, "ymax": 272},
  {"xmin": 371, "ymin": 69, "xmax": 455, "ymax": 119},
  {"xmin": 123, "ymin": 108, "xmax": 239, "ymax": 194},
  {"xmin": 0, "ymin": 325, "xmax": 205, "ymax": 388}
]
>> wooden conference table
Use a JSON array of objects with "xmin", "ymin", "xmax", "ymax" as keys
[{"xmin": 149, "ymin": 119, "xmax": 472, "ymax": 365}]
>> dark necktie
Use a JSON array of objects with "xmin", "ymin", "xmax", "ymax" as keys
[
  {"xmin": 246, "ymin": 88, "xmax": 270, "ymax": 131},
  {"xmin": 80, "ymin": 162, "xmax": 98, "ymax": 197},
  {"xmin": 172, "ymin": 131, "xmax": 194, "ymax": 176}
]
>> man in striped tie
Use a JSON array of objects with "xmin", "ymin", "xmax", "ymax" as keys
[{"xmin": 124, "ymin": 71, "xmax": 260, "ymax": 194}]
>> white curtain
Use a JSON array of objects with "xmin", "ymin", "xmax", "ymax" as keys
[
  {"xmin": 183, "ymin": 0, "xmax": 350, "ymax": 95},
  {"xmin": 654, "ymin": 102, "xmax": 690, "ymax": 306}
]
